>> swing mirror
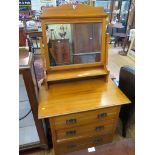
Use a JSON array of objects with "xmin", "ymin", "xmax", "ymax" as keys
[{"xmin": 45, "ymin": 23, "xmax": 102, "ymax": 67}]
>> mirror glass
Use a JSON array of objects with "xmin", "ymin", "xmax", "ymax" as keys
[{"xmin": 45, "ymin": 23, "xmax": 102, "ymax": 66}]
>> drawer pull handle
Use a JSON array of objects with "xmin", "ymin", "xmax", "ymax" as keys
[
  {"xmin": 95, "ymin": 125, "xmax": 104, "ymax": 131},
  {"xmin": 66, "ymin": 130, "xmax": 76, "ymax": 136},
  {"xmin": 97, "ymin": 112, "xmax": 107, "ymax": 119},
  {"xmin": 66, "ymin": 119, "xmax": 77, "ymax": 125},
  {"xmin": 94, "ymin": 138, "xmax": 103, "ymax": 144}
]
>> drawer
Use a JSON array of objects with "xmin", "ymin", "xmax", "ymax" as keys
[
  {"xmin": 56, "ymin": 134, "xmax": 113, "ymax": 155},
  {"xmin": 52, "ymin": 106, "xmax": 119, "ymax": 130},
  {"xmin": 56, "ymin": 119, "xmax": 115, "ymax": 142}
]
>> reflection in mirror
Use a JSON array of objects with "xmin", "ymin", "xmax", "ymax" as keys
[{"xmin": 45, "ymin": 23, "xmax": 102, "ymax": 66}]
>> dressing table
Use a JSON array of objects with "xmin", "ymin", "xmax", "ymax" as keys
[{"xmin": 38, "ymin": 4, "xmax": 131, "ymax": 155}]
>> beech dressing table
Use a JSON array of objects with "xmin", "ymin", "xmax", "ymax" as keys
[
  {"xmin": 38, "ymin": 4, "xmax": 131, "ymax": 155},
  {"xmin": 38, "ymin": 77, "xmax": 130, "ymax": 154}
]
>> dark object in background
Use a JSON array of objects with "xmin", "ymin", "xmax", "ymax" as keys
[
  {"xmin": 118, "ymin": 66, "xmax": 135, "ymax": 137},
  {"xmin": 19, "ymin": 27, "xmax": 26, "ymax": 47},
  {"xmin": 50, "ymin": 39, "xmax": 70, "ymax": 65}
]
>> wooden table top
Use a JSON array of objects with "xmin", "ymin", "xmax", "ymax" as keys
[
  {"xmin": 38, "ymin": 78, "xmax": 130, "ymax": 119},
  {"xmin": 19, "ymin": 49, "xmax": 33, "ymax": 69}
]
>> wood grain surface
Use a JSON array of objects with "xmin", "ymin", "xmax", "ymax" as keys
[
  {"xmin": 38, "ymin": 78, "xmax": 130, "ymax": 119},
  {"xmin": 47, "ymin": 67, "xmax": 108, "ymax": 82}
]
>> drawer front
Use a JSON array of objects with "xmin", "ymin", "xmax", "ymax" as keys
[
  {"xmin": 56, "ymin": 134, "xmax": 113, "ymax": 155},
  {"xmin": 53, "ymin": 106, "xmax": 119, "ymax": 130},
  {"xmin": 56, "ymin": 119, "xmax": 115, "ymax": 142}
]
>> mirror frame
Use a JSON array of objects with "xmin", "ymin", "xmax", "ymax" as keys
[{"xmin": 40, "ymin": 4, "xmax": 108, "ymax": 72}]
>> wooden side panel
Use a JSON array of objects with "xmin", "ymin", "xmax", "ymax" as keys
[
  {"xmin": 40, "ymin": 37, "xmax": 46, "ymax": 69},
  {"xmin": 101, "ymin": 18, "xmax": 106, "ymax": 64},
  {"xmin": 41, "ymin": 21, "xmax": 50, "ymax": 70},
  {"xmin": 49, "ymin": 118, "xmax": 58, "ymax": 155}
]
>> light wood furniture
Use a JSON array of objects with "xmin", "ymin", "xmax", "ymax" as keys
[
  {"xmin": 38, "ymin": 77, "xmax": 130, "ymax": 155},
  {"xmin": 19, "ymin": 50, "xmax": 48, "ymax": 150},
  {"xmin": 38, "ymin": 4, "xmax": 131, "ymax": 155},
  {"xmin": 39, "ymin": 4, "xmax": 109, "ymax": 87}
]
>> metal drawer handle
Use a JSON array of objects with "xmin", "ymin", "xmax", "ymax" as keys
[
  {"xmin": 97, "ymin": 112, "xmax": 107, "ymax": 119},
  {"xmin": 94, "ymin": 138, "xmax": 103, "ymax": 144},
  {"xmin": 66, "ymin": 118, "xmax": 77, "ymax": 125},
  {"xmin": 95, "ymin": 125, "xmax": 104, "ymax": 132},
  {"xmin": 66, "ymin": 130, "xmax": 76, "ymax": 136}
]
